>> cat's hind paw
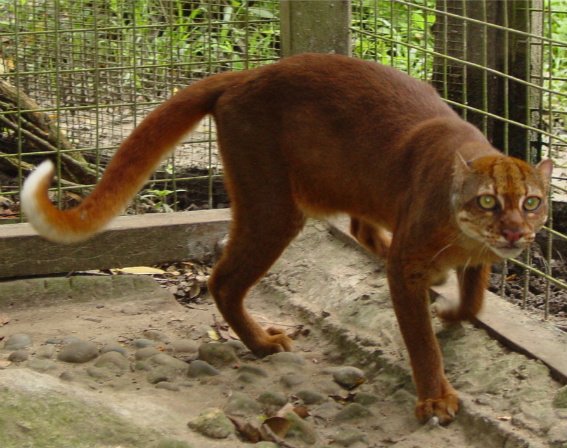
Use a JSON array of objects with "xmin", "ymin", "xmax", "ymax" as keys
[{"xmin": 415, "ymin": 393, "xmax": 459, "ymax": 425}]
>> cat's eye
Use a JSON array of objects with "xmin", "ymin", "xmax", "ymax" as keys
[
  {"xmin": 523, "ymin": 196, "xmax": 542, "ymax": 211},
  {"xmin": 477, "ymin": 195, "xmax": 497, "ymax": 210}
]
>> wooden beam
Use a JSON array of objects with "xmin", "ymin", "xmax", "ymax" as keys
[
  {"xmin": 280, "ymin": 0, "xmax": 351, "ymax": 57},
  {"xmin": 0, "ymin": 209, "xmax": 231, "ymax": 279}
]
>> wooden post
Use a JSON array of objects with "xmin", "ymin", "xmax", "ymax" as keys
[
  {"xmin": 432, "ymin": 0, "xmax": 543, "ymax": 161},
  {"xmin": 280, "ymin": 0, "xmax": 351, "ymax": 57}
]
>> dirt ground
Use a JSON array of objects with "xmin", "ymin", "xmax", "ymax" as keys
[{"xmin": 0, "ymin": 221, "xmax": 565, "ymax": 448}]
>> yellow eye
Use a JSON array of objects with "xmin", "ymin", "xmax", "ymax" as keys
[
  {"xmin": 524, "ymin": 196, "xmax": 541, "ymax": 211},
  {"xmin": 478, "ymin": 195, "xmax": 497, "ymax": 210}
]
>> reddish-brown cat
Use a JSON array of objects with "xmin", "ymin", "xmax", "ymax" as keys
[{"xmin": 22, "ymin": 54, "xmax": 552, "ymax": 424}]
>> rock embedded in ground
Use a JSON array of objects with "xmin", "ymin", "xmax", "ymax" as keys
[
  {"xmin": 8, "ymin": 350, "xmax": 29, "ymax": 362},
  {"xmin": 198, "ymin": 343, "xmax": 239, "ymax": 367},
  {"xmin": 27, "ymin": 359, "xmax": 57, "ymax": 372},
  {"xmin": 265, "ymin": 352, "xmax": 306, "ymax": 369},
  {"xmin": 101, "ymin": 344, "xmax": 128, "ymax": 356},
  {"xmin": 35, "ymin": 345, "xmax": 56, "ymax": 359},
  {"xmin": 168, "ymin": 339, "xmax": 199, "ymax": 354},
  {"xmin": 135, "ymin": 347, "xmax": 161, "ymax": 360},
  {"xmin": 296, "ymin": 389, "xmax": 326, "ymax": 405},
  {"xmin": 224, "ymin": 391, "xmax": 261, "ymax": 415},
  {"xmin": 187, "ymin": 408, "xmax": 235, "ymax": 439},
  {"xmin": 258, "ymin": 390, "xmax": 288, "ymax": 407},
  {"xmin": 187, "ymin": 360, "xmax": 220, "ymax": 378},
  {"xmin": 4, "ymin": 334, "xmax": 32, "ymax": 350},
  {"xmin": 334, "ymin": 403, "xmax": 373, "ymax": 422},
  {"xmin": 57, "ymin": 340, "xmax": 99, "ymax": 363},
  {"xmin": 95, "ymin": 351, "xmax": 130, "ymax": 371},
  {"xmin": 149, "ymin": 353, "xmax": 189, "ymax": 372},
  {"xmin": 133, "ymin": 338, "xmax": 156, "ymax": 348},
  {"xmin": 332, "ymin": 366, "xmax": 366, "ymax": 390},
  {"xmin": 331, "ymin": 428, "xmax": 366, "ymax": 446}
]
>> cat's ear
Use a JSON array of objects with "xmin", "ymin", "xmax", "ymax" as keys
[
  {"xmin": 536, "ymin": 158, "xmax": 553, "ymax": 183},
  {"xmin": 453, "ymin": 151, "xmax": 471, "ymax": 187}
]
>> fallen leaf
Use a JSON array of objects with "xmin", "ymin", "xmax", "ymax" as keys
[
  {"xmin": 262, "ymin": 416, "xmax": 291, "ymax": 439},
  {"xmin": 227, "ymin": 415, "xmax": 261, "ymax": 443},
  {"xmin": 207, "ymin": 330, "xmax": 221, "ymax": 341},
  {"xmin": 0, "ymin": 314, "xmax": 9, "ymax": 326}
]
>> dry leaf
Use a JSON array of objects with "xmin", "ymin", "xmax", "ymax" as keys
[
  {"xmin": 207, "ymin": 330, "xmax": 221, "ymax": 341},
  {"xmin": 262, "ymin": 416, "xmax": 291, "ymax": 439},
  {"xmin": 227, "ymin": 415, "xmax": 261, "ymax": 443},
  {"xmin": 0, "ymin": 314, "xmax": 9, "ymax": 327}
]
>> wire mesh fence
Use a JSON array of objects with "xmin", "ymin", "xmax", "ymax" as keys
[
  {"xmin": 0, "ymin": 0, "xmax": 280, "ymax": 214},
  {"xmin": 0, "ymin": 0, "xmax": 566, "ymax": 323}
]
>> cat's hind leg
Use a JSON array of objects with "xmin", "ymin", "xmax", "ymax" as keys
[
  {"xmin": 435, "ymin": 263, "xmax": 489, "ymax": 322},
  {"xmin": 350, "ymin": 218, "xmax": 391, "ymax": 258}
]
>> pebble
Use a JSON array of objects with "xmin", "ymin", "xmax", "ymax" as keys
[
  {"xmin": 86, "ymin": 366, "xmax": 112, "ymax": 379},
  {"xmin": 155, "ymin": 381, "xmax": 180, "ymax": 391},
  {"xmin": 312, "ymin": 402, "xmax": 343, "ymax": 420},
  {"xmin": 266, "ymin": 352, "xmax": 306, "ymax": 369},
  {"xmin": 296, "ymin": 389, "xmax": 326, "ymax": 405},
  {"xmin": 187, "ymin": 360, "xmax": 220, "ymax": 378},
  {"xmin": 8, "ymin": 350, "xmax": 30, "ymax": 362},
  {"xmin": 237, "ymin": 365, "xmax": 268, "ymax": 378},
  {"xmin": 332, "ymin": 366, "xmax": 366, "ymax": 390},
  {"xmin": 142, "ymin": 329, "xmax": 170, "ymax": 343},
  {"xmin": 332, "ymin": 428, "xmax": 366, "ymax": 447},
  {"xmin": 59, "ymin": 371, "xmax": 75, "ymax": 381},
  {"xmin": 147, "ymin": 366, "xmax": 180, "ymax": 384},
  {"xmin": 57, "ymin": 340, "xmax": 99, "ymax": 363},
  {"xmin": 149, "ymin": 354, "xmax": 189, "ymax": 372},
  {"xmin": 224, "ymin": 392, "xmax": 261, "ymax": 415},
  {"xmin": 135, "ymin": 347, "xmax": 161, "ymax": 360},
  {"xmin": 334, "ymin": 403, "xmax": 373, "ymax": 421},
  {"xmin": 281, "ymin": 372, "xmax": 309, "ymax": 388},
  {"xmin": 258, "ymin": 390, "xmax": 288, "ymax": 407},
  {"xmin": 27, "ymin": 359, "xmax": 57, "ymax": 372},
  {"xmin": 198, "ymin": 343, "xmax": 239, "ymax": 367},
  {"xmin": 168, "ymin": 339, "xmax": 198, "ymax": 354},
  {"xmin": 94, "ymin": 351, "xmax": 130, "ymax": 371},
  {"xmin": 4, "ymin": 333, "xmax": 32, "ymax": 350},
  {"xmin": 187, "ymin": 408, "xmax": 234, "ymax": 439},
  {"xmin": 36, "ymin": 345, "xmax": 56, "ymax": 359},
  {"xmin": 284, "ymin": 409, "xmax": 319, "ymax": 444},
  {"xmin": 353, "ymin": 392, "xmax": 379, "ymax": 406},
  {"xmin": 133, "ymin": 338, "xmax": 156, "ymax": 348},
  {"xmin": 101, "ymin": 344, "xmax": 128, "ymax": 356}
]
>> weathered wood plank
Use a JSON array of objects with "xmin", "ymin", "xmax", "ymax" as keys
[{"xmin": 0, "ymin": 209, "xmax": 231, "ymax": 279}]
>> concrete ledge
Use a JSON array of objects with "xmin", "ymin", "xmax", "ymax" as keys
[
  {"xmin": 327, "ymin": 215, "xmax": 567, "ymax": 385},
  {"xmin": 0, "ymin": 209, "xmax": 231, "ymax": 279}
]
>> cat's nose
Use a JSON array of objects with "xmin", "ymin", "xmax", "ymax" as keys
[{"xmin": 502, "ymin": 228, "xmax": 524, "ymax": 243}]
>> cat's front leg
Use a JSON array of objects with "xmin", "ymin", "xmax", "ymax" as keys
[{"xmin": 387, "ymin": 255, "xmax": 459, "ymax": 424}]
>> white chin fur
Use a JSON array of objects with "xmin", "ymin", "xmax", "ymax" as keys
[{"xmin": 490, "ymin": 246, "xmax": 524, "ymax": 259}]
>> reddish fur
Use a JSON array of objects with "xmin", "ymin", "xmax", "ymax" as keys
[{"xmin": 24, "ymin": 54, "xmax": 552, "ymax": 425}]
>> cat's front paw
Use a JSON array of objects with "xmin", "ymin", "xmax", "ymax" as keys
[
  {"xmin": 415, "ymin": 393, "xmax": 459, "ymax": 425},
  {"xmin": 250, "ymin": 327, "xmax": 292, "ymax": 357}
]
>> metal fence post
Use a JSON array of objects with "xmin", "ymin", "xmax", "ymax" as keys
[{"xmin": 280, "ymin": 0, "xmax": 351, "ymax": 57}]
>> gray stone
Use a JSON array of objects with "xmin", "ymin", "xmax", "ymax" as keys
[
  {"xmin": 187, "ymin": 360, "xmax": 220, "ymax": 378},
  {"xmin": 169, "ymin": 339, "xmax": 199, "ymax": 354},
  {"xmin": 353, "ymin": 392, "xmax": 379, "ymax": 406},
  {"xmin": 332, "ymin": 366, "xmax": 366, "ymax": 390},
  {"xmin": 553, "ymin": 385, "xmax": 567, "ymax": 409},
  {"xmin": 36, "ymin": 345, "xmax": 56, "ymax": 359},
  {"xmin": 237, "ymin": 365, "xmax": 268, "ymax": 377},
  {"xmin": 133, "ymin": 338, "xmax": 156, "ymax": 348},
  {"xmin": 101, "ymin": 344, "xmax": 128, "ymax": 356},
  {"xmin": 147, "ymin": 366, "xmax": 180, "ymax": 384},
  {"xmin": 312, "ymin": 402, "xmax": 343, "ymax": 420},
  {"xmin": 149, "ymin": 354, "xmax": 189, "ymax": 372},
  {"xmin": 296, "ymin": 390, "xmax": 325, "ymax": 405},
  {"xmin": 284, "ymin": 409, "xmax": 319, "ymax": 444},
  {"xmin": 8, "ymin": 350, "xmax": 29, "ymax": 362},
  {"xmin": 142, "ymin": 329, "xmax": 170, "ymax": 343},
  {"xmin": 258, "ymin": 390, "xmax": 288, "ymax": 407},
  {"xmin": 155, "ymin": 381, "xmax": 180, "ymax": 391},
  {"xmin": 187, "ymin": 408, "xmax": 234, "ymax": 439},
  {"xmin": 4, "ymin": 333, "xmax": 32, "ymax": 350},
  {"xmin": 135, "ymin": 347, "xmax": 161, "ymax": 360},
  {"xmin": 27, "ymin": 359, "xmax": 57, "ymax": 372},
  {"xmin": 198, "ymin": 343, "xmax": 239, "ymax": 367},
  {"xmin": 281, "ymin": 372, "xmax": 309, "ymax": 388},
  {"xmin": 95, "ymin": 351, "xmax": 130, "ymax": 371},
  {"xmin": 57, "ymin": 340, "xmax": 99, "ymax": 363},
  {"xmin": 224, "ymin": 392, "xmax": 261, "ymax": 414},
  {"xmin": 265, "ymin": 352, "xmax": 306, "ymax": 369},
  {"xmin": 59, "ymin": 371, "xmax": 75, "ymax": 381},
  {"xmin": 334, "ymin": 403, "xmax": 373, "ymax": 421},
  {"xmin": 331, "ymin": 428, "xmax": 365, "ymax": 447},
  {"xmin": 87, "ymin": 366, "xmax": 112, "ymax": 379}
]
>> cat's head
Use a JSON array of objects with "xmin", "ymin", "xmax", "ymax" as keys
[{"xmin": 452, "ymin": 153, "xmax": 553, "ymax": 259}]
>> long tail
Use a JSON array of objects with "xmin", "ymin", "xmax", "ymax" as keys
[{"xmin": 21, "ymin": 70, "xmax": 247, "ymax": 244}]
